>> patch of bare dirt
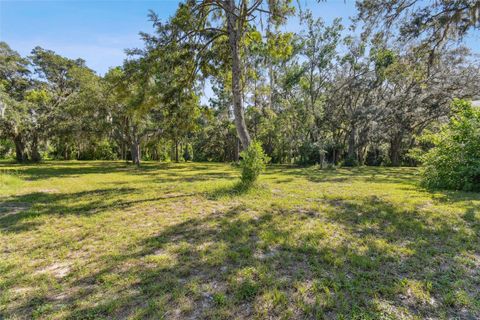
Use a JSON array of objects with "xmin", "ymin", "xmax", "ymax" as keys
[
  {"xmin": 35, "ymin": 262, "xmax": 71, "ymax": 279},
  {"xmin": 38, "ymin": 188, "xmax": 60, "ymax": 194},
  {"xmin": 254, "ymin": 246, "xmax": 279, "ymax": 260},
  {"xmin": 48, "ymin": 284, "xmax": 96, "ymax": 302},
  {"xmin": 10, "ymin": 287, "xmax": 34, "ymax": 297}
]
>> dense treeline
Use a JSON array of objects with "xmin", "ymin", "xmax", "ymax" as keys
[{"xmin": 1, "ymin": 1, "xmax": 479, "ymax": 167}]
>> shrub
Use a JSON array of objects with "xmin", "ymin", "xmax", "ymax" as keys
[
  {"xmin": 78, "ymin": 140, "xmax": 117, "ymax": 160},
  {"xmin": 343, "ymin": 155, "xmax": 358, "ymax": 167},
  {"xmin": 0, "ymin": 139, "xmax": 14, "ymax": 159},
  {"xmin": 239, "ymin": 140, "xmax": 270, "ymax": 186},
  {"xmin": 212, "ymin": 293, "xmax": 227, "ymax": 306},
  {"xmin": 235, "ymin": 279, "xmax": 259, "ymax": 301},
  {"xmin": 298, "ymin": 141, "xmax": 323, "ymax": 165},
  {"xmin": 420, "ymin": 99, "xmax": 480, "ymax": 191},
  {"xmin": 183, "ymin": 144, "xmax": 193, "ymax": 161},
  {"xmin": 94, "ymin": 140, "xmax": 117, "ymax": 160}
]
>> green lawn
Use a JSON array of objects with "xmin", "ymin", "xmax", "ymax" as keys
[{"xmin": 0, "ymin": 161, "xmax": 479, "ymax": 319}]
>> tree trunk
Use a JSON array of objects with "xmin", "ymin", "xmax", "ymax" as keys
[
  {"xmin": 226, "ymin": 1, "xmax": 251, "ymax": 150},
  {"xmin": 267, "ymin": 15, "xmax": 274, "ymax": 111},
  {"xmin": 175, "ymin": 139, "xmax": 179, "ymax": 163},
  {"xmin": 234, "ymin": 137, "xmax": 240, "ymax": 162},
  {"xmin": 389, "ymin": 133, "xmax": 403, "ymax": 166},
  {"xmin": 131, "ymin": 139, "xmax": 140, "ymax": 167},
  {"xmin": 268, "ymin": 63, "xmax": 274, "ymax": 110},
  {"xmin": 14, "ymin": 135, "xmax": 27, "ymax": 163},
  {"xmin": 130, "ymin": 143, "xmax": 136, "ymax": 164},
  {"xmin": 358, "ymin": 146, "xmax": 367, "ymax": 166},
  {"xmin": 64, "ymin": 142, "xmax": 69, "ymax": 160},
  {"xmin": 135, "ymin": 142, "xmax": 140, "ymax": 166},
  {"xmin": 347, "ymin": 124, "xmax": 357, "ymax": 162},
  {"xmin": 122, "ymin": 142, "xmax": 127, "ymax": 162},
  {"xmin": 30, "ymin": 134, "xmax": 41, "ymax": 163}
]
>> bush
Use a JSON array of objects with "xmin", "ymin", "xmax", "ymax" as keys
[
  {"xmin": 183, "ymin": 144, "xmax": 193, "ymax": 161},
  {"xmin": 0, "ymin": 139, "xmax": 14, "ymax": 159},
  {"xmin": 77, "ymin": 140, "xmax": 117, "ymax": 160},
  {"xmin": 239, "ymin": 140, "xmax": 270, "ymax": 186},
  {"xmin": 420, "ymin": 99, "xmax": 480, "ymax": 191},
  {"xmin": 298, "ymin": 141, "xmax": 322, "ymax": 165},
  {"xmin": 343, "ymin": 155, "xmax": 358, "ymax": 167}
]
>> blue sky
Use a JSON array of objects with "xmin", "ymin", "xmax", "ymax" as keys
[
  {"xmin": 1, "ymin": 0, "xmax": 479, "ymax": 76},
  {"xmin": 0, "ymin": 0, "xmax": 361, "ymax": 75}
]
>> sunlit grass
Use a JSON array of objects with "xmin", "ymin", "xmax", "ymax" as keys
[
  {"xmin": 0, "ymin": 161, "xmax": 479, "ymax": 319},
  {"xmin": 0, "ymin": 168, "xmax": 23, "ymax": 195}
]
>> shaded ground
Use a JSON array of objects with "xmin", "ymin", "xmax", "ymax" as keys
[{"xmin": 0, "ymin": 161, "xmax": 479, "ymax": 319}]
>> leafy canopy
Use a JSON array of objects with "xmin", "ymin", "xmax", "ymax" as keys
[{"xmin": 420, "ymin": 99, "xmax": 480, "ymax": 191}]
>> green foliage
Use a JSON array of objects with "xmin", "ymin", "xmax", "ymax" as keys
[
  {"xmin": 233, "ymin": 267, "xmax": 261, "ymax": 302},
  {"xmin": 83, "ymin": 140, "xmax": 118, "ymax": 161},
  {"xmin": 358, "ymin": 0, "xmax": 479, "ymax": 51},
  {"xmin": 420, "ymin": 99, "xmax": 480, "ymax": 191},
  {"xmin": 0, "ymin": 139, "xmax": 13, "ymax": 158},
  {"xmin": 1, "ymin": 2, "xmax": 478, "ymax": 168},
  {"xmin": 298, "ymin": 141, "xmax": 324, "ymax": 165},
  {"xmin": 239, "ymin": 140, "xmax": 270, "ymax": 186},
  {"xmin": 371, "ymin": 47, "xmax": 397, "ymax": 80},
  {"xmin": 0, "ymin": 169, "xmax": 22, "ymax": 192},
  {"xmin": 235, "ymin": 279, "xmax": 259, "ymax": 302},
  {"xmin": 343, "ymin": 156, "xmax": 359, "ymax": 167},
  {"xmin": 182, "ymin": 144, "xmax": 193, "ymax": 161},
  {"xmin": 212, "ymin": 293, "xmax": 227, "ymax": 306}
]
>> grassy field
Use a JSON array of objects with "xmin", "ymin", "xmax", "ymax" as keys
[{"xmin": 0, "ymin": 161, "xmax": 479, "ymax": 319}]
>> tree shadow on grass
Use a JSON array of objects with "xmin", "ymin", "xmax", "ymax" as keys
[
  {"xmin": 0, "ymin": 161, "xmax": 229, "ymax": 182},
  {"xmin": 0, "ymin": 188, "xmax": 137, "ymax": 233},
  {"xmin": 432, "ymin": 189, "xmax": 480, "ymax": 204},
  {"xmin": 4, "ymin": 196, "xmax": 479, "ymax": 319},
  {"xmin": 144, "ymin": 171, "xmax": 238, "ymax": 185},
  {"xmin": 205, "ymin": 180, "xmax": 270, "ymax": 200},
  {"xmin": 265, "ymin": 165, "xmax": 420, "ymax": 186},
  {"xmin": 0, "ymin": 187, "xmax": 202, "ymax": 234},
  {"xmin": 462, "ymin": 207, "xmax": 480, "ymax": 239},
  {"xmin": 323, "ymin": 196, "xmax": 479, "ymax": 317},
  {"xmin": 206, "ymin": 182, "xmax": 251, "ymax": 200},
  {"xmin": 0, "ymin": 161, "xmax": 134, "ymax": 181}
]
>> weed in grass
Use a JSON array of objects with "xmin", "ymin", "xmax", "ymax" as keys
[{"xmin": 212, "ymin": 293, "xmax": 227, "ymax": 307}]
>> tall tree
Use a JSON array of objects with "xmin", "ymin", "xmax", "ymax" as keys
[
  {"xmin": 148, "ymin": 0, "xmax": 294, "ymax": 150},
  {"xmin": 299, "ymin": 11, "xmax": 343, "ymax": 164},
  {"xmin": 357, "ymin": 0, "xmax": 480, "ymax": 58},
  {"xmin": 0, "ymin": 42, "xmax": 32, "ymax": 162}
]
